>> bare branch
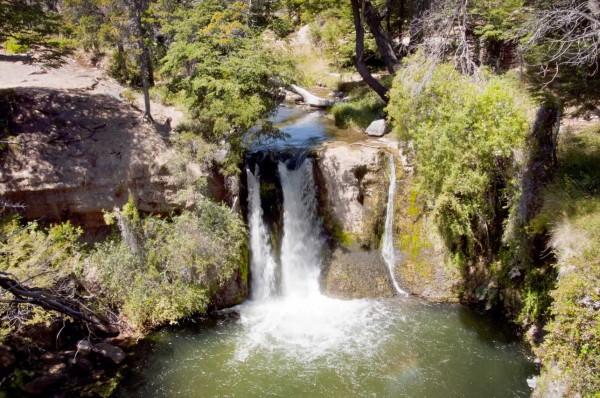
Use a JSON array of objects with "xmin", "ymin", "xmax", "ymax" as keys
[
  {"xmin": 524, "ymin": 0, "xmax": 600, "ymax": 71},
  {"xmin": 0, "ymin": 272, "xmax": 99, "ymax": 324}
]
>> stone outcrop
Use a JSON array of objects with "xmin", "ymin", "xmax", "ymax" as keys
[
  {"xmin": 314, "ymin": 141, "xmax": 389, "ymax": 249},
  {"xmin": 322, "ymin": 248, "xmax": 395, "ymax": 299},
  {"xmin": 0, "ymin": 88, "xmax": 232, "ymax": 229},
  {"xmin": 365, "ymin": 119, "xmax": 389, "ymax": 137},
  {"xmin": 93, "ymin": 342, "xmax": 126, "ymax": 365},
  {"xmin": 314, "ymin": 141, "xmax": 460, "ymax": 301},
  {"xmin": 393, "ymin": 172, "xmax": 460, "ymax": 302}
]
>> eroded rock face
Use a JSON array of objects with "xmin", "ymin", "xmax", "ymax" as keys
[
  {"xmin": 0, "ymin": 88, "xmax": 232, "ymax": 229},
  {"xmin": 0, "ymin": 89, "xmax": 176, "ymax": 227},
  {"xmin": 314, "ymin": 141, "xmax": 389, "ymax": 249}
]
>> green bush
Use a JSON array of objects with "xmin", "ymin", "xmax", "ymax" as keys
[
  {"xmin": 387, "ymin": 54, "xmax": 532, "ymax": 261},
  {"xmin": 271, "ymin": 16, "xmax": 295, "ymax": 38},
  {"xmin": 331, "ymin": 89, "xmax": 385, "ymax": 129},
  {"xmin": 89, "ymin": 199, "xmax": 247, "ymax": 331},
  {"xmin": 534, "ymin": 128, "xmax": 600, "ymax": 396},
  {"xmin": 0, "ymin": 218, "xmax": 85, "ymax": 341},
  {"xmin": 4, "ymin": 37, "xmax": 29, "ymax": 54}
]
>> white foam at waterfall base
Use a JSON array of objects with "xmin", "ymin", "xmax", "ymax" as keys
[
  {"xmin": 235, "ymin": 296, "xmax": 393, "ymax": 363},
  {"xmin": 237, "ymin": 159, "xmax": 394, "ymax": 363}
]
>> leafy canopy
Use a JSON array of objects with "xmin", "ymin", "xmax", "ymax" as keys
[
  {"xmin": 387, "ymin": 54, "xmax": 531, "ymax": 258},
  {"xmin": 159, "ymin": 0, "xmax": 293, "ymax": 160},
  {"xmin": 0, "ymin": 0, "xmax": 68, "ymax": 65}
]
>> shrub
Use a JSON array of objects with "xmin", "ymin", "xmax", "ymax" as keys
[
  {"xmin": 331, "ymin": 89, "xmax": 385, "ymax": 129},
  {"xmin": 89, "ymin": 199, "xmax": 247, "ymax": 331},
  {"xmin": 4, "ymin": 37, "xmax": 29, "ymax": 54},
  {"xmin": 0, "ymin": 218, "xmax": 85, "ymax": 341},
  {"xmin": 387, "ymin": 55, "xmax": 532, "ymax": 262},
  {"xmin": 534, "ymin": 127, "xmax": 600, "ymax": 396}
]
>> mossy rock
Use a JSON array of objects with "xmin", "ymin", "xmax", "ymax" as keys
[
  {"xmin": 394, "ymin": 175, "xmax": 460, "ymax": 302},
  {"xmin": 322, "ymin": 248, "xmax": 395, "ymax": 299}
]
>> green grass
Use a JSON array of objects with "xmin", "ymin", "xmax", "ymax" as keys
[
  {"xmin": 331, "ymin": 89, "xmax": 386, "ymax": 129},
  {"xmin": 534, "ymin": 125, "xmax": 600, "ymax": 396},
  {"xmin": 4, "ymin": 38, "xmax": 29, "ymax": 54}
]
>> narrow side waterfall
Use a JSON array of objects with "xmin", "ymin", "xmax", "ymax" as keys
[
  {"xmin": 278, "ymin": 159, "xmax": 323, "ymax": 297},
  {"xmin": 382, "ymin": 154, "xmax": 408, "ymax": 295},
  {"xmin": 246, "ymin": 165, "xmax": 278, "ymax": 300}
]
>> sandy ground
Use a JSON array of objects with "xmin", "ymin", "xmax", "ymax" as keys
[{"xmin": 0, "ymin": 51, "xmax": 183, "ymax": 127}]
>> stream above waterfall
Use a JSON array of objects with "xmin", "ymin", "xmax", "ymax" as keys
[
  {"xmin": 252, "ymin": 103, "xmax": 366, "ymax": 150},
  {"xmin": 116, "ymin": 104, "xmax": 536, "ymax": 398}
]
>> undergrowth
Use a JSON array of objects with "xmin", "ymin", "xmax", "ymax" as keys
[
  {"xmin": 0, "ymin": 196, "xmax": 247, "ymax": 336},
  {"xmin": 533, "ymin": 126, "xmax": 600, "ymax": 396}
]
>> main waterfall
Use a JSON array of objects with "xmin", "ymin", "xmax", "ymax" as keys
[
  {"xmin": 246, "ymin": 166, "xmax": 278, "ymax": 300},
  {"xmin": 239, "ymin": 155, "xmax": 387, "ymax": 361},
  {"xmin": 278, "ymin": 159, "xmax": 323, "ymax": 297}
]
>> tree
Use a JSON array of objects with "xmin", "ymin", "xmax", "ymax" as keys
[
  {"xmin": 125, "ymin": 0, "xmax": 154, "ymax": 121},
  {"xmin": 349, "ymin": 0, "xmax": 403, "ymax": 102},
  {"xmin": 0, "ymin": 0, "xmax": 66, "ymax": 66},
  {"xmin": 160, "ymin": 0, "xmax": 293, "ymax": 162}
]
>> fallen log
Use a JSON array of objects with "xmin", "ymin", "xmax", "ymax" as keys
[{"xmin": 290, "ymin": 84, "xmax": 337, "ymax": 108}]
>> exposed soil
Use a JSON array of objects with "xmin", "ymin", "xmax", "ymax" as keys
[{"xmin": 0, "ymin": 52, "xmax": 187, "ymax": 229}]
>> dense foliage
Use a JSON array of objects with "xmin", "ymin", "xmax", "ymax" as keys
[
  {"xmin": 532, "ymin": 129, "xmax": 600, "ymax": 396},
  {"xmin": 0, "ymin": 0, "xmax": 67, "ymax": 65},
  {"xmin": 92, "ymin": 198, "xmax": 247, "ymax": 330},
  {"xmin": 159, "ymin": 0, "xmax": 293, "ymax": 163},
  {"xmin": 387, "ymin": 55, "xmax": 531, "ymax": 262},
  {"xmin": 0, "ymin": 197, "xmax": 247, "ymax": 335}
]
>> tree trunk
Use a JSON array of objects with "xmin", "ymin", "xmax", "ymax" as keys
[
  {"xmin": 363, "ymin": 0, "xmax": 398, "ymax": 74},
  {"xmin": 134, "ymin": 5, "xmax": 152, "ymax": 122},
  {"xmin": 138, "ymin": 37, "xmax": 152, "ymax": 121},
  {"xmin": 145, "ymin": 44, "xmax": 154, "ymax": 87},
  {"xmin": 350, "ymin": 0, "xmax": 389, "ymax": 102}
]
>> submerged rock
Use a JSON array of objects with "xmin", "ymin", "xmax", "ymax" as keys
[{"xmin": 322, "ymin": 249, "xmax": 395, "ymax": 299}]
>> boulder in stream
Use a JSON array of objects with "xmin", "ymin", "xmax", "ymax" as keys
[
  {"xmin": 93, "ymin": 342, "xmax": 126, "ymax": 365},
  {"xmin": 365, "ymin": 119, "xmax": 389, "ymax": 137}
]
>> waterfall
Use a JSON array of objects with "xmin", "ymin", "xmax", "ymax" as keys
[
  {"xmin": 246, "ymin": 165, "xmax": 278, "ymax": 300},
  {"xmin": 239, "ymin": 156, "xmax": 391, "ymax": 362},
  {"xmin": 278, "ymin": 159, "xmax": 323, "ymax": 297},
  {"xmin": 382, "ymin": 154, "xmax": 408, "ymax": 296}
]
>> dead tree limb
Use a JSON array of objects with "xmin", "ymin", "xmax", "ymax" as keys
[{"xmin": 0, "ymin": 272, "xmax": 100, "ymax": 324}]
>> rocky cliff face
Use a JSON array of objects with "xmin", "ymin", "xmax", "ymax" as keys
[
  {"xmin": 314, "ymin": 141, "xmax": 389, "ymax": 249},
  {"xmin": 313, "ymin": 140, "xmax": 459, "ymax": 301},
  {"xmin": 0, "ymin": 88, "xmax": 232, "ymax": 230}
]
